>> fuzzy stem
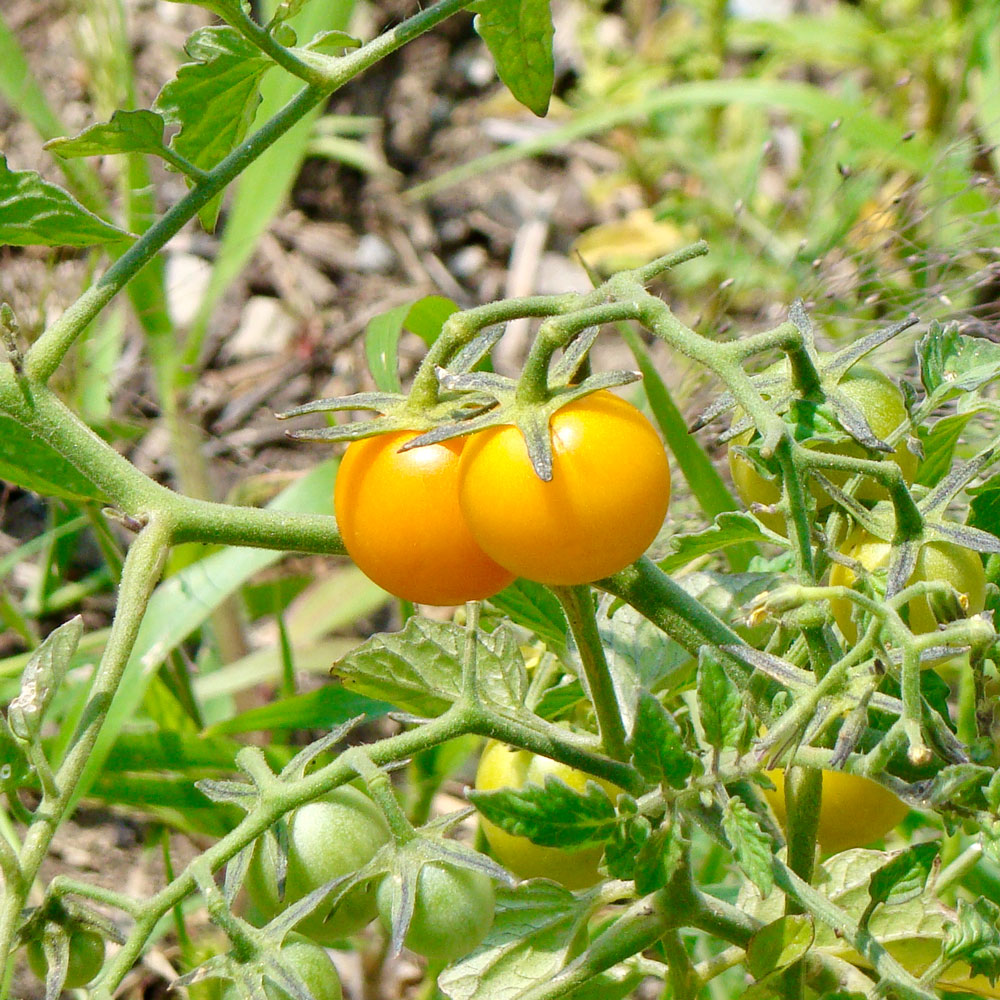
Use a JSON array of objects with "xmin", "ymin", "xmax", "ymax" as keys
[{"xmin": 552, "ymin": 585, "xmax": 629, "ymax": 761}]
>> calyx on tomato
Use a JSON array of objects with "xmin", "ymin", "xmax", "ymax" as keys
[
  {"xmin": 376, "ymin": 859, "xmax": 496, "ymax": 963},
  {"xmin": 26, "ymin": 925, "xmax": 105, "ymax": 990}
]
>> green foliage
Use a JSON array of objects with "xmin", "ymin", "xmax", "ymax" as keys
[
  {"xmin": 472, "ymin": 0, "xmax": 554, "ymax": 117},
  {"xmin": 2, "ymin": 2, "xmax": 1000, "ymax": 999},
  {"xmin": 0, "ymin": 155, "xmax": 128, "ymax": 246}
]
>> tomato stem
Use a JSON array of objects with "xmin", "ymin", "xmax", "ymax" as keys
[{"xmin": 551, "ymin": 585, "xmax": 630, "ymax": 762}]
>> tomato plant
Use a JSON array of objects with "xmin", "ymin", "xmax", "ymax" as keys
[
  {"xmin": 334, "ymin": 431, "xmax": 516, "ymax": 605},
  {"xmin": 762, "ymin": 767, "xmax": 910, "ymax": 855},
  {"xmin": 457, "ymin": 391, "xmax": 671, "ymax": 585},
  {"xmin": 474, "ymin": 740, "xmax": 619, "ymax": 889},
  {"xmin": 246, "ymin": 786, "xmax": 391, "ymax": 944},
  {"xmin": 376, "ymin": 862, "xmax": 495, "ymax": 963},
  {"xmin": 829, "ymin": 531, "xmax": 987, "ymax": 643},
  {"xmin": 26, "ymin": 926, "xmax": 105, "ymax": 990},
  {"xmin": 729, "ymin": 363, "xmax": 917, "ymax": 529}
]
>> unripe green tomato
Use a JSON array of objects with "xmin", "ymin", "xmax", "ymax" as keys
[
  {"xmin": 474, "ymin": 740, "xmax": 619, "ymax": 890},
  {"xmin": 376, "ymin": 863, "xmax": 495, "ymax": 963},
  {"xmin": 222, "ymin": 934, "xmax": 342, "ymax": 1000},
  {"xmin": 763, "ymin": 767, "xmax": 909, "ymax": 855},
  {"xmin": 27, "ymin": 927, "xmax": 105, "ymax": 989},
  {"xmin": 729, "ymin": 363, "xmax": 917, "ymax": 532},
  {"xmin": 829, "ymin": 531, "xmax": 987, "ymax": 644},
  {"xmin": 246, "ymin": 786, "xmax": 391, "ymax": 944}
]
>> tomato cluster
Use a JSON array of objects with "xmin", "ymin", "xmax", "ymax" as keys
[
  {"xmin": 247, "ymin": 786, "xmax": 495, "ymax": 964},
  {"xmin": 334, "ymin": 391, "xmax": 671, "ymax": 604}
]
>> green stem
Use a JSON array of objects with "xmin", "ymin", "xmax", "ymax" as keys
[
  {"xmin": 466, "ymin": 706, "xmax": 641, "ymax": 795},
  {"xmin": 600, "ymin": 558, "xmax": 757, "ymax": 695},
  {"xmin": 552, "ymin": 585, "xmax": 629, "ymax": 761},
  {"xmin": 48, "ymin": 875, "xmax": 142, "ymax": 917},
  {"xmin": 661, "ymin": 931, "xmax": 699, "ymax": 1000},
  {"xmin": 346, "ymin": 750, "xmax": 416, "ymax": 844},
  {"xmin": 24, "ymin": 0, "xmax": 477, "ymax": 386},
  {"xmin": 0, "ymin": 518, "xmax": 169, "ymax": 982},
  {"xmin": 227, "ymin": 4, "xmax": 326, "ymax": 84},
  {"xmin": 91, "ymin": 707, "xmax": 474, "ymax": 997},
  {"xmin": 780, "ymin": 766, "xmax": 822, "ymax": 999}
]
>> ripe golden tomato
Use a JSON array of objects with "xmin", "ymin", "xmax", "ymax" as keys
[
  {"xmin": 334, "ymin": 431, "xmax": 515, "ymax": 605},
  {"xmin": 763, "ymin": 767, "xmax": 910, "ymax": 855},
  {"xmin": 458, "ymin": 391, "xmax": 671, "ymax": 585}
]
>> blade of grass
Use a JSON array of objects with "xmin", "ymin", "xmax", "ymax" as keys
[{"xmin": 407, "ymin": 78, "xmax": 937, "ymax": 201}]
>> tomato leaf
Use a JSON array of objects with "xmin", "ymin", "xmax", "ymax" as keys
[
  {"xmin": 161, "ymin": 0, "xmax": 249, "ymax": 24},
  {"xmin": 439, "ymin": 881, "xmax": 644, "ymax": 1000},
  {"xmin": 633, "ymin": 822, "xmax": 684, "ymax": 895},
  {"xmin": 861, "ymin": 841, "xmax": 939, "ymax": 927},
  {"xmin": 334, "ymin": 617, "xmax": 528, "ymax": 716},
  {"xmin": 438, "ymin": 882, "xmax": 584, "ymax": 1000},
  {"xmin": 697, "ymin": 652, "xmax": 744, "ymax": 753},
  {"xmin": 969, "ymin": 474, "xmax": 1000, "ymax": 549},
  {"xmin": 487, "ymin": 580, "xmax": 568, "ymax": 653},
  {"xmin": 45, "ymin": 109, "xmax": 167, "ymax": 159},
  {"xmin": 469, "ymin": 776, "xmax": 617, "ymax": 849},
  {"xmin": 0, "ymin": 155, "xmax": 129, "ymax": 247},
  {"xmin": 7, "ymin": 617, "xmax": 82, "ymax": 742},
  {"xmin": 152, "ymin": 26, "xmax": 271, "ymax": 230},
  {"xmin": 918, "ymin": 322, "xmax": 1000, "ymax": 399},
  {"xmin": 943, "ymin": 898, "xmax": 1000, "ymax": 983},
  {"xmin": 659, "ymin": 511, "xmax": 783, "ymax": 574},
  {"xmin": 915, "ymin": 411, "xmax": 974, "ymax": 487},
  {"xmin": 0, "ymin": 409, "xmax": 112, "ymax": 502},
  {"xmin": 628, "ymin": 692, "xmax": 695, "ymax": 789},
  {"xmin": 722, "ymin": 795, "xmax": 773, "ymax": 897},
  {"xmin": 597, "ymin": 600, "xmax": 691, "ymax": 730},
  {"xmin": 472, "ymin": 0, "xmax": 554, "ymax": 117},
  {"xmin": 746, "ymin": 915, "xmax": 815, "ymax": 980},
  {"xmin": 0, "ymin": 716, "xmax": 31, "ymax": 793}
]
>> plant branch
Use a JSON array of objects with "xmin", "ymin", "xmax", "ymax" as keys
[{"xmin": 552, "ymin": 585, "xmax": 629, "ymax": 761}]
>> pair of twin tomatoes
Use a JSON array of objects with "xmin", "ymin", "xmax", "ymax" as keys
[{"xmin": 334, "ymin": 391, "xmax": 672, "ymax": 605}]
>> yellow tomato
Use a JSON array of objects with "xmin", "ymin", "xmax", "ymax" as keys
[
  {"xmin": 474, "ymin": 741, "xmax": 619, "ymax": 889},
  {"xmin": 763, "ymin": 767, "xmax": 910, "ymax": 855}
]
